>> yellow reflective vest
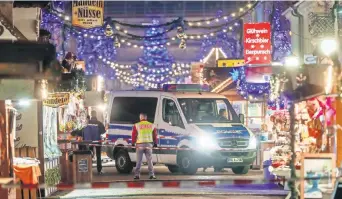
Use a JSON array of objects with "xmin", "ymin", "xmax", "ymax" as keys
[{"xmin": 135, "ymin": 121, "xmax": 154, "ymax": 144}]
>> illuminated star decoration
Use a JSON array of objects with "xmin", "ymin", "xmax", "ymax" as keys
[{"xmin": 230, "ymin": 69, "xmax": 240, "ymax": 81}]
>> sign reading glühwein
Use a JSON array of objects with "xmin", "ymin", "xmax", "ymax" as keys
[
  {"xmin": 72, "ymin": 0, "xmax": 104, "ymax": 29},
  {"xmin": 243, "ymin": 22, "xmax": 271, "ymax": 65}
]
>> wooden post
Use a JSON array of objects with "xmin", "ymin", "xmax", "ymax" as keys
[
  {"xmin": 37, "ymin": 101, "xmax": 44, "ymax": 181},
  {"xmin": 72, "ymin": 151, "xmax": 92, "ymax": 184},
  {"xmin": 0, "ymin": 101, "xmax": 9, "ymax": 199},
  {"xmin": 335, "ymin": 100, "xmax": 342, "ymax": 167},
  {"xmin": 0, "ymin": 101, "xmax": 16, "ymax": 199}
]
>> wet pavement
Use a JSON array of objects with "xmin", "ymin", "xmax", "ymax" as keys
[
  {"xmin": 50, "ymin": 165, "xmax": 288, "ymax": 198},
  {"xmin": 93, "ymin": 163, "xmax": 266, "ymax": 182}
]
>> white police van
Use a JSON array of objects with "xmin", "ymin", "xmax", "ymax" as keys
[{"xmin": 104, "ymin": 84, "xmax": 257, "ymax": 175}]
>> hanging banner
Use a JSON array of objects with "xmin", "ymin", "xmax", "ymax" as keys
[
  {"xmin": 43, "ymin": 93, "xmax": 70, "ymax": 107},
  {"xmin": 243, "ymin": 22, "xmax": 271, "ymax": 65},
  {"xmin": 217, "ymin": 59, "xmax": 245, "ymax": 67},
  {"xmin": 72, "ymin": 0, "xmax": 104, "ymax": 29}
]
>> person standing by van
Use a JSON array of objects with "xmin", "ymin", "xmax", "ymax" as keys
[
  {"xmin": 72, "ymin": 111, "xmax": 106, "ymax": 175},
  {"xmin": 88, "ymin": 111, "xmax": 106, "ymax": 175},
  {"xmin": 131, "ymin": 113, "xmax": 158, "ymax": 180}
]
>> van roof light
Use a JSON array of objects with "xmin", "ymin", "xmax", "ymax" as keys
[{"xmin": 162, "ymin": 84, "xmax": 210, "ymax": 92}]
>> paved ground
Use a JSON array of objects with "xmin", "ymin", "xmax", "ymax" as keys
[
  {"xmin": 50, "ymin": 163, "xmax": 288, "ymax": 199},
  {"xmin": 103, "ymin": 196, "xmax": 284, "ymax": 199},
  {"xmin": 94, "ymin": 164, "xmax": 265, "ymax": 182}
]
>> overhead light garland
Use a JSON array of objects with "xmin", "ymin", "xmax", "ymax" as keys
[
  {"xmin": 196, "ymin": 27, "xmax": 242, "ymax": 62},
  {"xmin": 97, "ymin": 56, "xmax": 191, "ymax": 85},
  {"xmin": 46, "ymin": 8, "xmax": 242, "ymax": 44},
  {"xmin": 46, "ymin": 0, "xmax": 258, "ymax": 41},
  {"xmin": 185, "ymin": 1, "xmax": 257, "ymax": 26},
  {"xmin": 111, "ymin": 17, "xmax": 182, "ymax": 28},
  {"xmin": 42, "ymin": 1, "xmax": 260, "ymax": 82}
]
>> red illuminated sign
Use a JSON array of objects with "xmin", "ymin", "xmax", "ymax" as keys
[{"xmin": 243, "ymin": 22, "xmax": 271, "ymax": 65}]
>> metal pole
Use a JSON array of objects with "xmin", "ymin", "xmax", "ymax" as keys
[{"xmin": 288, "ymin": 101, "xmax": 297, "ymax": 199}]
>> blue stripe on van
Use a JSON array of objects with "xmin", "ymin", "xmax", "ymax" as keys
[
  {"xmin": 109, "ymin": 124, "xmax": 133, "ymax": 131},
  {"xmin": 108, "ymin": 134, "xmax": 132, "ymax": 143},
  {"xmin": 108, "ymin": 125, "xmax": 186, "ymax": 146},
  {"xmin": 158, "ymin": 129, "xmax": 180, "ymax": 137}
]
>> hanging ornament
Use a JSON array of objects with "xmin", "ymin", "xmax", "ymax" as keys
[
  {"xmin": 269, "ymin": 74, "xmax": 280, "ymax": 101},
  {"xmin": 114, "ymin": 36, "xmax": 120, "ymax": 48},
  {"xmin": 105, "ymin": 24, "xmax": 114, "ymax": 37},
  {"xmin": 279, "ymin": 72, "xmax": 289, "ymax": 92},
  {"xmin": 176, "ymin": 26, "xmax": 186, "ymax": 40},
  {"xmin": 179, "ymin": 39, "xmax": 186, "ymax": 49},
  {"xmin": 236, "ymin": 79, "xmax": 241, "ymax": 89},
  {"xmin": 296, "ymin": 73, "xmax": 307, "ymax": 87}
]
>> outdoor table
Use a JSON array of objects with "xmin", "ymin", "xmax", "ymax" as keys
[{"xmin": 13, "ymin": 164, "xmax": 41, "ymax": 184}]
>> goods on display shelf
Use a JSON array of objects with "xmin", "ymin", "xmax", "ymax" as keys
[
  {"xmin": 56, "ymin": 92, "xmax": 87, "ymax": 144},
  {"xmin": 267, "ymin": 109, "xmax": 300, "ymax": 171},
  {"xmin": 265, "ymin": 96, "xmax": 337, "ymax": 192},
  {"xmin": 294, "ymin": 96, "xmax": 336, "ymax": 153},
  {"xmin": 43, "ymin": 106, "xmax": 61, "ymax": 159}
]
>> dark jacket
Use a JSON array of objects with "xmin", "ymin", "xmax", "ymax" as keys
[{"xmin": 71, "ymin": 117, "xmax": 106, "ymax": 141}]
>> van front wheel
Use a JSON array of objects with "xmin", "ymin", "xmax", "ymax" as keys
[
  {"xmin": 231, "ymin": 166, "xmax": 249, "ymax": 175},
  {"xmin": 115, "ymin": 149, "xmax": 133, "ymax": 174},
  {"xmin": 167, "ymin": 165, "xmax": 180, "ymax": 173},
  {"xmin": 177, "ymin": 151, "xmax": 198, "ymax": 175}
]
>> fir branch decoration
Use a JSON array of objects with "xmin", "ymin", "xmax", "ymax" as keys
[{"xmin": 45, "ymin": 167, "xmax": 61, "ymax": 186}]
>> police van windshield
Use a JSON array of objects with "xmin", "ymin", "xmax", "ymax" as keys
[{"xmin": 178, "ymin": 98, "xmax": 240, "ymax": 123}]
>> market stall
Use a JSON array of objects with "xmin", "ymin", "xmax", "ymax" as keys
[
  {"xmin": 0, "ymin": 41, "xmax": 58, "ymax": 199},
  {"xmin": 54, "ymin": 92, "xmax": 87, "ymax": 184},
  {"xmin": 264, "ymin": 95, "xmax": 337, "ymax": 197}
]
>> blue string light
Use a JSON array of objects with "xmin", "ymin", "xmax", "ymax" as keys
[
  {"xmin": 41, "ymin": 9, "xmax": 117, "ymax": 79},
  {"xmin": 232, "ymin": 2, "xmax": 290, "ymax": 109},
  {"xmin": 131, "ymin": 20, "xmax": 175, "ymax": 89},
  {"xmin": 270, "ymin": 1, "xmax": 292, "ymax": 62},
  {"xmin": 196, "ymin": 23, "xmax": 242, "ymax": 61}
]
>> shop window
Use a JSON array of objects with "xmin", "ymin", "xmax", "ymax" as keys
[
  {"xmin": 231, "ymin": 101, "xmax": 266, "ymax": 133},
  {"xmin": 162, "ymin": 99, "xmax": 184, "ymax": 128},
  {"xmin": 178, "ymin": 98, "xmax": 239, "ymax": 123},
  {"xmin": 110, "ymin": 97, "xmax": 158, "ymax": 124}
]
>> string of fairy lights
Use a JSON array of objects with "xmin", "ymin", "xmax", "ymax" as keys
[
  {"xmin": 99, "ymin": 57, "xmax": 191, "ymax": 87},
  {"xmin": 47, "ymin": 13, "xmax": 243, "ymax": 49},
  {"xmin": 45, "ymin": 1, "xmax": 258, "ymax": 49},
  {"xmin": 43, "ymin": 1, "xmax": 264, "ymax": 89},
  {"xmin": 68, "ymin": 21, "xmax": 241, "ymax": 49}
]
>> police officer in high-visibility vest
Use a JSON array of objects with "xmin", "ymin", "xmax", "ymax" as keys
[{"xmin": 131, "ymin": 113, "xmax": 158, "ymax": 180}]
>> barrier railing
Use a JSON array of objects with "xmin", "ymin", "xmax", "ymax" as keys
[
  {"xmin": 69, "ymin": 140, "xmax": 257, "ymax": 152},
  {"xmin": 0, "ymin": 177, "xmax": 339, "ymax": 190}
]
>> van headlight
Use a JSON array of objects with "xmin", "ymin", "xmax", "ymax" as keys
[
  {"xmin": 197, "ymin": 135, "xmax": 217, "ymax": 150},
  {"xmin": 247, "ymin": 134, "xmax": 257, "ymax": 149}
]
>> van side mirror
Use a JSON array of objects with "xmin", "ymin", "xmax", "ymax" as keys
[{"xmin": 239, "ymin": 114, "xmax": 245, "ymax": 124}]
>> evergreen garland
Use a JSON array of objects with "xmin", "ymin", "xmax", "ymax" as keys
[{"xmin": 45, "ymin": 167, "xmax": 61, "ymax": 186}]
